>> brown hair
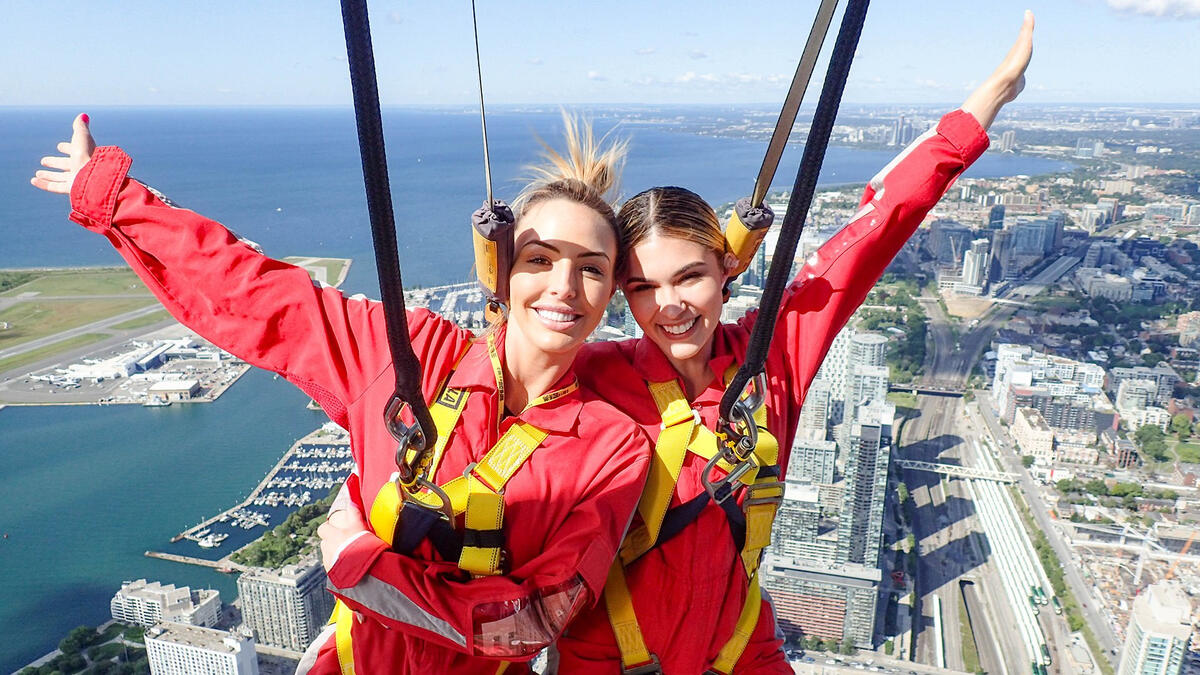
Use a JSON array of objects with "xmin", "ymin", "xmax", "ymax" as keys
[
  {"xmin": 516, "ymin": 111, "xmax": 630, "ymax": 276},
  {"xmin": 617, "ymin": 186, "xmax": 729, "ymax": 269}
]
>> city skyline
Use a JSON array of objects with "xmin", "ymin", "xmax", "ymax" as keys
[{"xmin": 2, "ymin": 1, "xmax": 1199, "ymax": 107}]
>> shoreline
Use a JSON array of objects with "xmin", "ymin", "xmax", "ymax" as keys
[{"xmin": 150, "ymin": 424, "xmax": 351, "ymax": 571}]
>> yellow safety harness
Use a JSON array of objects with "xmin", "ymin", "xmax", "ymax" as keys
[
  {"xmin": 330, "ymin": 333, "xmax": 575, "ymax": 674},
  {"xmin": 605, "ymin": 367, "xmax": 784, "ymax": 674}
]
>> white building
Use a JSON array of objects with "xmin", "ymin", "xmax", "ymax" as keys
[
  {"xmin": 237, "ymin": 553, "xmax": 334, "ymax": 652},
  {"xmin": 110, "ymin": 579, "xmax": 221, "ymax": 628},
  {"xmin": 1117, "ymin": 581, "xmax": 1193, "ymax": 675},
  {"xmin": 145, "ymin": 623, "xmax": 258, "ymax": 675},
  {"xmin": 1012, "ymin": 407, "xmax": 1055, "ymax": 463}
]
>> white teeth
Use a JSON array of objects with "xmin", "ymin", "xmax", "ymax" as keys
[
  {"xmin": 662, "ymin": 317, "xmax": 697, "ymax": 335},
  {"xmin": 536, "ymin": 309, "xmax": 578, "ymax": 323}
]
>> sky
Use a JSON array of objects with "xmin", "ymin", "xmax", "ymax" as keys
[{"xmin": 1, "ymin": 0, "xmax": 1197, "ymax": 107}]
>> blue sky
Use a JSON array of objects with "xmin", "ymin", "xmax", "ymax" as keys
[{"xmin": 2, "ymin": 0, "xmax": 1197, "ymax": 106}]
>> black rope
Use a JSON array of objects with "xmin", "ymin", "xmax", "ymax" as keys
[
  {"xmin": 720, "ymin": 0, "xmax": 871, "ymax": 422},
  {"xmin": 340, "ymin": 0, "xmax": 437, "ymax": 466}
]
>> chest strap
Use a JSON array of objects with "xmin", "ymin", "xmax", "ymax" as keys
[{"xmin": 607, "ymin": 373, "xmax": 783, "ymax": 674}]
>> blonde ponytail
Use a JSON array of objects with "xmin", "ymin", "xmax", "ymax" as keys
[{"xmin": 514, "ymin": 110, "xmax": 630, "ymax": 274}]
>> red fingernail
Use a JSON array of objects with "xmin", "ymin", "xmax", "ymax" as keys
[{"xmin": 81, "ymin": 113, "xmax": 90, "ymax": 125}]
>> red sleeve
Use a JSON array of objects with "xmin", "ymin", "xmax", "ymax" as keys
[
  {"xmin": 325, "ymin": 422, "xmax": 651, "ymax": 659},
  {"xmin": 67, "ymin": 147, "xmax": 462, "ymax": 428},
  {"xmin": 739, "ymin": 109, "xmax": 989, "ymax": 431}
]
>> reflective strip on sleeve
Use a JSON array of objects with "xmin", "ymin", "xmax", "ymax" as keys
[{"xmin": 337, "ymin": 575, "xmax": 467, "ymax": 647}]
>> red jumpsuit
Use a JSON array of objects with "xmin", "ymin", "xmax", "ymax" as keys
[
  {"xmin": 68, "ymin": 148, "xmax": 651, "ymax": 674},
  {"xmin": 561, "ymin": 110, "xmax": 990, "ymax": 673}
]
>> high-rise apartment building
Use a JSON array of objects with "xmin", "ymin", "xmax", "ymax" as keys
[
  {"xmin": 145, "ymin": 623, "xmax": 258, "ymax": 675},
  {"xmin": 237, "ymin": 553, "xmax": 334, "ymax": 652},
  {"xmin": 962, "ymin": 238, "xmax": 990, "ymax": 288},
  {"xmin": 789, "ymin": 438, "xmax": 837, "ymax": 485},
  {"xmin": 1117, "ymin": 581, "xmax": 1192, "ymax": 675},
  {"xmin": 837, "ymin": 401, "xmax": 895, "ymax": 567},
  {"xmin": 110, "ymin": 579, "xmax": 221, "ymax": 629}
]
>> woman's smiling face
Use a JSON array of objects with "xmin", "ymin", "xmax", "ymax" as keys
[
  {"xmin": 622, "ymin": 232, "xmax": 731, "ymax": 367},
  {"xmin": 506, "ymin": 197, "xmax": 617, "ymax": 358}
]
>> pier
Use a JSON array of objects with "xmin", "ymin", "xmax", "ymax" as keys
[{"xmin": 144, "ymin": 550, "xmax": 248, "ymax": 573}]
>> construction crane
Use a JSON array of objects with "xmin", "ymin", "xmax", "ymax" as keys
[{"xmin": 1164, "ymin": 529, "xmax": 1198, "ymax": 580}]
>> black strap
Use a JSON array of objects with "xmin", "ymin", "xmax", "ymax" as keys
[
  {"xmin": 653, "ymin": 485, "xmax": 747, "ymax": 554},
  {"xmin": 392, "ymin": 502, "xmax": 507, "ymax": 565},
  {"xmin": 720, "ymin": 0, "xmax": 871, "ymax": 422},
  {"xmin": 339, "ymin": 0, "xmax": 437, "ymax": 459}
]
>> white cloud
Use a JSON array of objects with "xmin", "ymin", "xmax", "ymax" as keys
[
  {"xmin": 681, "ymin": 31, "xmax": 699, "ymax": 37},
  {"xmin": 1106, "ymin": 0, "xmax": 1200, "ymax": 16},
  {"xmin": 588, "ymin": 70, "xmax": 607, "ymax": 81},
  {"xmin": 528, "ymin": 56, "xmax": 544, "ymax": 66},
  {"xmin": 388, "ymin": 11, "xmax": 404, "ymax": 24},
  {"xmin": 634, "ymin": 47, "xmax": 656, "ymax": 55},
  {"xmin": 689, "ymin": 50, "xmax": 708, "ymax": 60}
]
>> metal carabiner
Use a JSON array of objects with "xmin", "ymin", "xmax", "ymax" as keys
[{"xmin": 385, "ymin": 395, "xmax": 431, "ymax": 487}]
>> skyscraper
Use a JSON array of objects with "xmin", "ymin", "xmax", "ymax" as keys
[
  {"xmin": 1000, "ymin": 129, "xmax": 1016, "ymax": 152},
  {"xmin": 962, "ymin": 238, "xmax": 990, "ymax": 288},
  {"xmin": 837, "ymin": 400, "xmax": 895, "ymax": 567},
  {"xmin": 1117, "ymin": 581, "xmax": 1192, "ymax": 675},
  {"xmin": 237, "ymin": 553, "xmax": 334, "ymax": 653}
]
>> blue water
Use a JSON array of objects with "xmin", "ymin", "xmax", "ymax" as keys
[{"xmin": 0, "ymin": 107, "xmax": 1071, "ymax": 671}]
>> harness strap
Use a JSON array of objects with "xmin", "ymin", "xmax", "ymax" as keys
[
  {"xmin": 333, "ymin": 601, "xmax": 356, "ymax": 675},
  {"xmin": 608, "ymin": 369, "xmax": 782, "ymax": 673},
  {"xmin": 707, "ymin": 572, "xmax": 764, "ymax": 675},
  {"xmin": 604, "ymin": 562, "xmax": 660, "ymax": 674}
]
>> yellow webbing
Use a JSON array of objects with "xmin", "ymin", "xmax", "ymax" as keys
[
  {"xmin": 725, "ymin": 209, "xmax": 771, "ymax": 279},
  {"xmin": 332, "ymin": 600, "xmax": 356, "ymax": 675},
  {"xmin": 709, "ymin": 573, "xmax": 764, "ymax": 674},
  {"xmin": 604, "ymin": 561, "xmax": 656, "ymax": 670},
  {"xmin": 608, "ymin": 366, "xmax": 782, "ymax": 672},
  {"xmin": 624, "ymin": 381, "xmax": 696, "ymax": 558},
  {"xmin": 458, "ymin": 422, "xmax": 547, "ymax": 575}
]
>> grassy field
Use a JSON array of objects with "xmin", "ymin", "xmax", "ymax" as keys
[
  {"xmin": 282, "ymin": 257, "xmax": 351, "ymax": 287},
  {"xmin": 1175, "ymin": 441, "xmax": 1200, "ymax": 464},
  {"xmin": 0, "ymin": 333, "xmax": 110, "ymax": 374},
  {"xmin": 0, "ymin": 299, "xmax": 157, "ymax": 349},
  {"xmin": 0, "ymin": 267, "xmax": 151, "ymax": 297},
  {"xmin": 109, "ymin": 309, "xmax": 172, "ymax": 331},
  {"xmin": 957, "ymin": 591, "xmax": 982, "ymax": 674}
]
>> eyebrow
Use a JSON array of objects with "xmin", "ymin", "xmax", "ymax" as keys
[
  {"xmin": 626, "ymin": 260, "xmax": 708, "ymax": 285},
  {"xmin": 523, "ymin": 239, "xmax": 611, "ymax": 261}
]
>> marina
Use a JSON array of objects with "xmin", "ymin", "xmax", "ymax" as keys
[{"xmin": 158, "ymin": 422, "xmax": 352, "ymax": 568}]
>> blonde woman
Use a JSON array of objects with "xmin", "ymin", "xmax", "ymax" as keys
[{"xmin": 33, "ymin": 116, "xmax": 650, "ymax": 674}]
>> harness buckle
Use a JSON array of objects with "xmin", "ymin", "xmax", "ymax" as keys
[
  {"xmin": 394, "ymin": 474, "xmax": 455, "ymax": 522},
  {"xmin": 622, "ymin": 655, "xmax": 664, "ymax": 675}
]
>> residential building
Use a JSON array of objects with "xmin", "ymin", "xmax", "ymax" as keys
[
  {"xmin": 1012, "ymin": 407, "xmax": 1055, "ymax": 463},
  {"xmin": 837, "ymin": 401, "xmax": 895, "ymax": 567},
  {"xmin": 110, "ymin": 579, "xmax": 220, "ymax": 629},
  {"xmin": 144, "ymin": 624, "xmax": 258, "ymax": 675},
  {"xmin": 790, "ymin": 437, "xmax": 837, "ymax": 485},
  {"xmin": 761, "ymin": 556, "xmax": 881, "ymax": 648},
  {"xmin": 237, "ymin": 553, "xmax": 334, "ymax": 652},
  {"xmin": 1111, "ymin": 364, "xmax": 1182, "ymax": 410},
  {"xmin": 1117, "ymin": 581, "xmax": 1192, "ymax": 675}
]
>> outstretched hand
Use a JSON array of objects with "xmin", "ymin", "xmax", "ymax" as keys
[
  {"xmin": 962, "ymin": 10, "xmax": 1034, "ymax": 131},
  {"xmin": 31, "ymin": 113, "xmax": 95, "ymax": 195}
]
